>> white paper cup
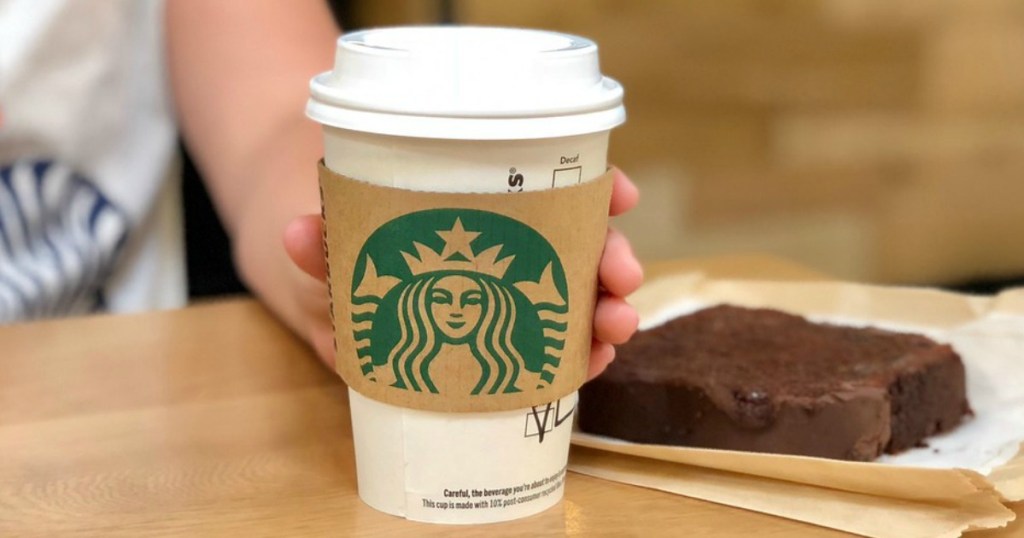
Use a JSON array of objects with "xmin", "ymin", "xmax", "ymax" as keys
[{"xmin": 307, "ymin": 26, "xmax": 624, "ymax": 524}]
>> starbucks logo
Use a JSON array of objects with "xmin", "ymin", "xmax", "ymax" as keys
[{"xmin": 350, "ymin": 209, "xmax": 568, "ymax": 396}]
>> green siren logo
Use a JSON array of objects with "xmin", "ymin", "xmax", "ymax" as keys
[{"xmin": 351, "ymin": 209, "xmax": 568, "ymax": 396}]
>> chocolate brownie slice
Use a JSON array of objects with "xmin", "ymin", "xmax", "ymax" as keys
[{"xmin": 578, "ymin": 305, "xmax": 970, "ymax": 461}]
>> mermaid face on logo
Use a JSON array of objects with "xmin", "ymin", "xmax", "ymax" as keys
[
  {"xmin": 350, "ymin": 212, "xmax": 569, "ymax": 396},
  {"xmin": 429, "ymin": 275, "xmax": 483, "ymax": 342}
]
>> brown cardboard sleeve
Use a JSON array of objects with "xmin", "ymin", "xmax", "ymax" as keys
[{"xmin": 319, "ymin": 162, "xmax": 613, "ymax": 412}]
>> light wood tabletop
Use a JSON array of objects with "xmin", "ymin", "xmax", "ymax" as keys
[{"xmin": 1, "ymin": 255, "xmax": 1019, "ymax": 537}]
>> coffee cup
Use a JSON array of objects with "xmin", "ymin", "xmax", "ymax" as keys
[{"xmin": 307, "ymin": 26, "xmax": 624, "ymax": 523}]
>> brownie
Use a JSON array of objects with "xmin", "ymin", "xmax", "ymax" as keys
[{"xmin": 578, "ymin": 305, "xmax": 970, "ymax": 461}]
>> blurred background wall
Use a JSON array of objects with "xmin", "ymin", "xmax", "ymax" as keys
[
  {"xmin": 342, "ymin": 0, "xmax": 1024, "ymax": 288},
  {"xmin": 184, "ymin": 0, "xmax": 1024, "ymax": 297}
]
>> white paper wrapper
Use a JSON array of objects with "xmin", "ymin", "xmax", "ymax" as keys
[{"xmin": 568, "ymin": 273, "xmax": 1024, "ymax": 538}]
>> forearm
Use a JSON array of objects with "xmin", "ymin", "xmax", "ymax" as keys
[
  {"xmin": 166, "ymin": 0, "xmax": 338, "ymax": 342},
  {"xmin": 230, "ymin": 118, "xmax": 328, "ymax": 343}
]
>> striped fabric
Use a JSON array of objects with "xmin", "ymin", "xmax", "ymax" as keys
[{"xmin": 0, "ymin": 158, "xmax": 127, "ymax": 322}]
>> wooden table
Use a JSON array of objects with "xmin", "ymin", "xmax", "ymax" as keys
[{"xmin": 1, "ymin": 256, "xmax": 1019, "ymax": 537}]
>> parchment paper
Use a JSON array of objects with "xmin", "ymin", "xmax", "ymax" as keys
[{"xmin": 569, "ymin": 273, "xmax": 1024, "ymax": 537}]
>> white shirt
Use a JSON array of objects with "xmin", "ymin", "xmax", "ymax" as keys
[{"xmin": 0, "ymin": 0, "xmax": 185, "ymax": 322}]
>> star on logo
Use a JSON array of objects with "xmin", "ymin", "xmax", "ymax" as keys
[
  {"xmin": 436, "ymin": 218, "xmax": 480, "ymax": 262},
  {"xmin": 400, "ymin": 218, "xmax": 514, "ymax": 279}
]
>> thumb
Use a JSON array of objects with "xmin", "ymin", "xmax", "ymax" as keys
[{"xmin": 283, "ymin": 214, "xmax": 328, "ymax": 282}]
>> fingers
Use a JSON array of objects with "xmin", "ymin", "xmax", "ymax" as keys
[
  {"xmin": 283, "ymin": 214, "xmax": 328, "ymax": 282},
  {"xmin": 592, "ymin": 168, "xmax": 641, "ymax": 382},
  {"xmin": 283, "ymin": 215, "xmax": 333, "ymax": 369},
  {"xmin": 593, "ymin": 294, "xmax": 639, "ymax": 345},
  {"xmin": 599, "ymin": 228, "xmax": 644, "ymax": 298},
  {"xmin": 609, "ymin": 167, "xmax": 639, "ymax": 217},
  {"xmin": 586, "ymin": 340, "xmax": 616, "ymax": 381},
  {"xmin": 587, "ymin": 296, "xmax": 639, "ymax": 382}
]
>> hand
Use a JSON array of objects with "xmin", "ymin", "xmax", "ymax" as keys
[
  {"xmin": 283, "ymin": 167, "xmax": 642, "ymax": 381},
  {"xmin": 588, "ymin": 167, "xmax": 643, "ymax": 379}
]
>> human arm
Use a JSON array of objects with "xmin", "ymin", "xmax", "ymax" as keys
[
  {"xmin": 166, "ymin": 0, "xmax": 339, "ymax": 358},
  {"xmin": 166, "ymin": 0, "xmax": 642, "ymax": 379}
]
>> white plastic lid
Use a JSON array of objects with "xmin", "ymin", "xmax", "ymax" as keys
[{"xmin": 307, "ymin": 26, "xmax": 625, "ymax": 140}]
